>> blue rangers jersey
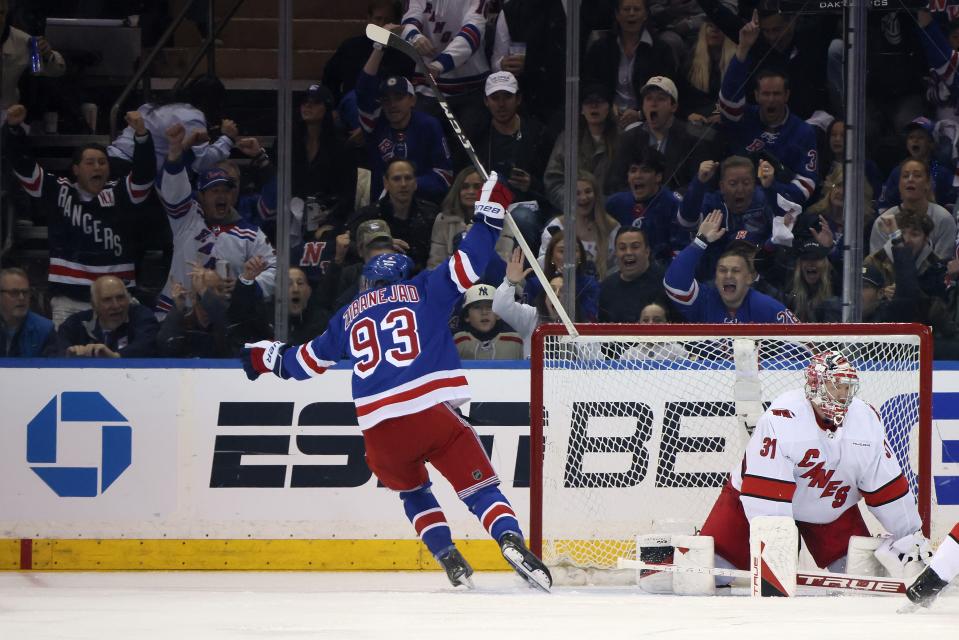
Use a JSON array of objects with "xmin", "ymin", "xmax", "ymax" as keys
[
  {"xmin": 921, "ymin": 16, "xmax": 959, "ymax": 112},
  {"xmin": 605, "ymin": 187, "xmax": 688, "ymax": 263},
  {"xmin": 719, "ymin": 55, "xmax": 819, "ymax": 204},
  {"xmin": 8, "ymin": 128, "xmax": 155, "ymax": 301},
  {"xmin": 277, "ymin": 220, "xmax": 500, "ymax": 429},
  {"xmin": 679, "ymin": 177, "xmax": 790, "ymax": 279},
  {"xmin": 356, "ymin": 70, "xmax": 453, "ymax": 202},
  {"xmin": 664, "ymin": 239, "xmax": 798, "ymax": 324}
]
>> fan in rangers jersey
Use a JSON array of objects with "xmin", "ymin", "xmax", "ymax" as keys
[
  {"xmin": 907, "ymin": 522, "xmax": 959, "ymax": 606},
  {"xmin": 4, "ymin": 104, "xmax": 155, "ymax": 327},
  {"xmin": 242, "ymin": 172, "xmax": 552, "ymax": 592},
  {"xmin": 700, "ymin": 352, "xmax": 931, "ymax": 581},
  {"xmin": 718, "ymin": 11, "xmax": 819, "ymax": 206},
  {"xmin": 401, "ymin": 0, "xmax": 489, "ymax": 98},
  {"xmin": 156, "ymin": 123, "xmax": 277, "ymax": 315}
]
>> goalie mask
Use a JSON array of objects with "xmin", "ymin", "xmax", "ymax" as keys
[
  {"xmin": 804, "ymin": 352, "xmax": 860, "ymax": 429},
  {"xmin": 360, "ymin": 253, "xmax": 413, "ymax": 291}
]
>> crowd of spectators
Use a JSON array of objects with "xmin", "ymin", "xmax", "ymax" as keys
[{"xmin": 5, "ymin": 0, "xmax": 959, "ymax": 360}]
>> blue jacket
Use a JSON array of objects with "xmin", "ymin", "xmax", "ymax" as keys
[
  {"xmin": 355, "ymin": 70, "xmax": 454, "ymax": 203},
  {"xmin": 664, "ymin": 239, "xmax": 798, "ymax": 324},
  {"xmin": 606, "ymin": 187, "xmax": 688, "ymax": 264},
  {"xmin": 680, "ymin": 177, "xmax": 785, "ymax": 280},
  {"xmin": 719, "ymin": 54, "xmax": 820, "ymax": 204},
  {"xmin": 1, "ymin": 312, "xmax": 55, "ymax": 357},
  {"xmin": 56, "ymin": 304, "xmax": 159, "ymax": 357}
]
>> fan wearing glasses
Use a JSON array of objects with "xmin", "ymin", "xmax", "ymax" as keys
[{"xmin": 0, "ymin": 267, "xmax": 55, "ymax": 357}]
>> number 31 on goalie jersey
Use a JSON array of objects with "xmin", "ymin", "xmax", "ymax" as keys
[{"xmin": 350, "ymin": 307, "xmax": 422, "ymax": 378}]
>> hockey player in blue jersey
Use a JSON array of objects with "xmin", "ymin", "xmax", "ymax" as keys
[
  {"xmin": 665, "ymin": 210, "xmax": 798, "ymax": 324},
  {"xmin": 241, "ymin": 173, "xmax": 552, "ymax": 592},
  {"xmin": 718, "ymin": 11, "xmax": 819, "ymax": 206}
]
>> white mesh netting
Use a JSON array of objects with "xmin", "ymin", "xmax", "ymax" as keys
[{"xmin": 535, "ymin": 328, "xmax": 929, "ymax": 582}]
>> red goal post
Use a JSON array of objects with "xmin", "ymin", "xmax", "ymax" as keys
[{"xmin": 529, "ymin": 323, "xmax": 933, "ymax": 578}]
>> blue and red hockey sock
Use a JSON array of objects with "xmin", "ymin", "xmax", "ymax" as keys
[
  {"xmin": 400, "ymin": 482, "xmax": 454, "ymax": 557},
  {"xmin": 461, "ymin": 484, "xmax": 521, "ymax": 542}
]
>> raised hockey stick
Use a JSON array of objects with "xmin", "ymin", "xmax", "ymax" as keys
[
  {"xmin": 366, "ymin": 24, "xmax": 579, "ymax": 338},
  {"xmin": 617, "ymin": 559, "xmax": 907, "ymax": 595}
]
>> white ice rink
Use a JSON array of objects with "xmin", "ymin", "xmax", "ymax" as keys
[{"xmin": 0, "ymin": 571, "xmax": 955, "ymax": 640}]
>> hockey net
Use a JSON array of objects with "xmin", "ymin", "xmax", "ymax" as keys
[{"xmin": 530, "ymin": 323, "xmax": 932, "ymax": 584}]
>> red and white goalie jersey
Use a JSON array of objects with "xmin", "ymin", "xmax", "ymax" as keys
[{"xmin": 731, "ymin": 388, "xmax": 922, "ymax": 539}]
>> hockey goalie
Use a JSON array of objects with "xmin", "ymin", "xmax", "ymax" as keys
[{"xmin": 699, "ymin": 352, "xmax": 932, "ymax": 583}]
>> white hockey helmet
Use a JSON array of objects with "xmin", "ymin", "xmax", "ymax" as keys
[{"xmin": 804, "ymin": 352, "xmax": 860, "ymax": 428}]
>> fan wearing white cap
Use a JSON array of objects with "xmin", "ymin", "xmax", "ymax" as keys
[
  {"xmin": 474, "ymin": 71, "xmax": 551, "ymax": 210},
  {"xmin": 453, "ymin": 283, "xmax": 523, "ymax": 361},
  {"xmin": 606, "ymin": 74, "xmax": 719, "ymax": 195},
  {"xmin": 582, "ymin": 0, "xmax": 679, "ymax": 131}
]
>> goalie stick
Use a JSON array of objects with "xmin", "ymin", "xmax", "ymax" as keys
[
  {"xmin": 617, "ymin": 559, "xmax": 908, "ymax": 595},
  {"xmin": 365, "ymin": 23, "xmax": 579, "ymax": 338}
]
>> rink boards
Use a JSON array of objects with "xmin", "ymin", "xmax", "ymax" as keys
[{"xmin": 0, "ymin": 359, "xmax": 957, "ymax": 571}]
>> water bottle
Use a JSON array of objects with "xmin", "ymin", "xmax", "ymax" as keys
[{"xmin": 29, "ymin": 37, "xmax": 43, "ymax": 73}]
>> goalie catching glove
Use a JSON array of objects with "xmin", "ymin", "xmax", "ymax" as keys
[
  {"xmin": 242, "ymin": 340, "xmax": 291, "ymax": 380},
  {"xmin": 472, "ymin": 171, "xmax": 513, "ymax": 231},
  {"xmin": 874, "ymin": 531, "xmax": 932, "ymax": 579}
]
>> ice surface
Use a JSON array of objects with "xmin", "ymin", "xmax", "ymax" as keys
[{"xmin": 0, "ymin": 571, "xmax": 955, "ymax": 639}]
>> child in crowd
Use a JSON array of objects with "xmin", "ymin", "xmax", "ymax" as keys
[{"xmin": 454, "ymin": 283, "xmax": 523, "ymax": 360}]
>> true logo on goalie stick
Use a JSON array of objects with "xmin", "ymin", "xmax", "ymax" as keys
[{"xmin": 796, "ymin": 575, "xmax": 902, "ymax": 593}]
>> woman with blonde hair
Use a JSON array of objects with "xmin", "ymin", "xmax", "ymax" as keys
[
  {"xmin": 427, "ymin": 167, "xmax": 484, "ymax": 268},
  {"xmin": 537, "ymin": 171, "xmax": 619, "ymax": 279},
  {"xmin": 782, "ymin": 165, "xmax": 875, "ymax": 264},
  {"xmin": 784, "ymin": 243, "xmax": 841, "ymax": 322},
  {"xmin": 685, "ymin": 21, "xmax": 736, "ymax": 124}
]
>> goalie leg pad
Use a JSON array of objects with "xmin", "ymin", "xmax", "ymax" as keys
[
  {"xmin": 636, "ymin": 534, "xmax": 674, "ymax": 594},
  {"xmin": 750, "ymin": 516, "xmax": 798, "ymax": 597},
  {"xmin": 846, "ymin": 535, "xmax": 886, "ymax": 577},
  {"xmin": 674, "ymin": 535, "xmax": 716, "ymax": 596}
]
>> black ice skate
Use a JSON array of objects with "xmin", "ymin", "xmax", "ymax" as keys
[
  {"xmin": 906, "ymin": 566, "xmax": 949, "ymax": 607},
  {"xmin": 437, "ymin": 546, "xmax": 474, "ymax": 589},
  {"xmin": 499, "ymin": 532, "xmax": 552, "ymax": 592}
]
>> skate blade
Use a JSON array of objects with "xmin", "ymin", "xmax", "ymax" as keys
[
  {"xmin": 502, "ymin": 546, "xmax": 551, "ymax": 593},
  {"xmin": 898, "ymin": 583, "xmax": 955, "ymax": 612}
]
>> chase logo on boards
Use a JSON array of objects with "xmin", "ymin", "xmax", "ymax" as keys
[{"xmin": 26, "ymin": 392, "xmax": 132, "ymax": 497}]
